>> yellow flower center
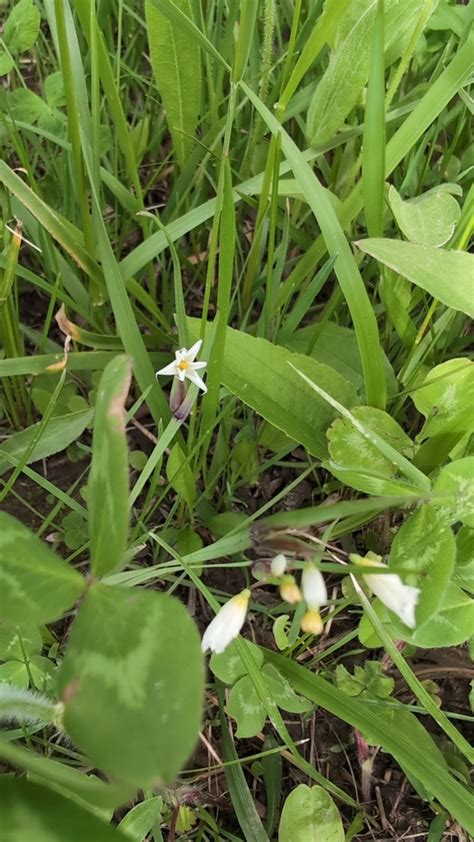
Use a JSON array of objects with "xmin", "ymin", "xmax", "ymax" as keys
[{"xmin": 177, "ymin": 360, "xmax": 189, "ymax": 371}]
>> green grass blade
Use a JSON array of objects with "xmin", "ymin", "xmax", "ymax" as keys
[
  {"xmin": 363, "ymin": 0, "xmax": 385, "ymax": 237},
  {"xmin": 278, "ymin": 0, "xmax": 348, "ymax": 113},
  {"xmin": 145, "ymin": 0, "xmax": 201, "ymax": 166},
  {"xmin": 240, "ymin": 80, "xmax": 387, "ymax": 409},
  {"xmin": 89, "ymin": 356, "xmax": 131, "ymax": 577},
  {"xmin": 264, "ymin": 651, "xmax": 474, "ymax": 834},
  {"xmin": 218, "ymin": 687, "xmax": 270, "ymax": 842}
]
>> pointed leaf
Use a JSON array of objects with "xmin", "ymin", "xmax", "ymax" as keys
[
  {"xmin": 145, "ymin": 0, "xmax": 201, "ymax": 166},
  {"xmin": 189, "ymin": 319, "xmax": 359, "ymax": 457},
  {"xmin": 89, "ymin": 356, "xmax": 131, "ymax": 577},
  {"xmin": 0, "ymin": 408, "xmax": 93, "ymax": 476},
  {"xmin": 388, "ymin": 184, "xmax": 461, "ymax": 247},
  {"xmin": 357, "ymin": 238, "xmax": 474, "ymax": 317},
  {"xmin": 307, "ymin": 0, "xmax": 428, "ymax": 146},
  {"xmin": 0, "ymin": 513, "xmax": 84, "ymax": 625}
]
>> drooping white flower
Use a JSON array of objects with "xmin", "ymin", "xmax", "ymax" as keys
[
  {"xmin": 300, "ymin": 563, "xmax": 328, "ymax": 637},
  {"xmin": 279, "ymin": 575, "xmax": 302, "ymax": 604},
  {"xmin": 156, "ymin": 339, "xmax": 207, "ymax": 393},
  {"xmin": 201, "ymin": 589, "xmax": 251, "ymax": 654},
  {"xmin": 271, "ymin": 553, "xmax": 288, "ymax": 578},
  {"xmin": 301, "ymin": 563, "xmax": 327, "ymax": 610},
  {"xmin": 353, "ymin": 554, "xmax": 420, "ymax": 629}
]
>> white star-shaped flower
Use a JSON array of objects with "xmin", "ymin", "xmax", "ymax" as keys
[{"xmin": 156, "ymin": 339, "xmax": 207, "ymax": 393}]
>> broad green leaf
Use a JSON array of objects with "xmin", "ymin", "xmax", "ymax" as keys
[
  {"xmin": 307, "ymin": 0, "xmax": 428, "ymax": 145},
  {"xmin": 0, "ymin": 622, "xmax": 42, "ymax": 659},
  {"xmin": 0, "ymin": 513, "xmax": 84, "ymax": 625},
  {"xmin": 241, "ymin": 81, "xmax": 386, "ymax": 410},
  {"xmin": 0, "ymin": 408, "xmax": 94, "ymax": 476},
  {"xmin": 356, "ymin": 238, "xmax": 474, "ymax": 318},
  {"xmin": 262, "ymin": 664, "xmax": 312, "ymax": 714},
  {"xmin": 7, "ymin": 89, "xmax": 46, "ymax": 123},
  {"xmin": 326, "ymin": 406, "xmax": 417, "ymax": 496},
  {"xmin": 223, "ymin": 662, "xmax": 312, "ymax": 738},
  {"xmin": 388, "ymin": 505, "xmax": 455, "ymax": 624},
  {"xmin": 88, "ymin": 356, "xmax": 131, "ymax": 577},
  {"xmin": 44, "ymin": 71, "xmax": 66, "ymax": 107},
  {"xmin": 58, "ymin": 583, "xmax": 203, "ymax": 787},
  {"xmin": 0, "ymin": 51, "xmax": 13, "ymax": 76},
  {"xmin": 0, "ymin": 778, "xmax": 127, "ymax": 841},
  {"xmin": 388, "ymin": 184, "xmax": 461, "ymax": 246},
  {"xmin": 4, "ymin": 0, "xmax": 40, "ymax": 54},
  {"xmin": 189, "ymin": 319, "xmax": 359, "ymax": 457},
  {"xmin": 413, "ymin": 359, "xmax": 474, "ymax": 441},
  {"xmin": 392, "ymin": 584, "xmax": 474, "ymax": 648},
  {"xmin": 0, "ymin": 660, "xmax": 29, "ymax": 687},
  {"xmin": 166, "ymin": 443, "xmax": 196, "ymax": 509},
  {"xmin": 227, "ymin": 675, "xmax": 266, "ymax": 738},
  {"xmin": 454, "ymin": 526, "xmax": 474, "ymax": 594},
  {"xmin": 286, "ymin": 322, "xmax": 398, "ymax": 398},
  {"xmin": 279, "ymin": 784, "xmax": 344, "ymax": 842},
  {"xmin": 118, "ymin": 796, "xmax": 163, "ymax": 840},
  {"xmin": 145, "ymin": 0, "xmax": 201, "ymax": 166},
  {"xmin": 210, "ymin": 638, "xmax": 264, "ymax": 685},
  {"xmin": 433, "ymin": 457, "xmax": 474, "ymax": 527}
]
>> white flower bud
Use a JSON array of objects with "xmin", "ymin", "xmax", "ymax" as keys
[
  {"xmin": 301, "ymin": 563, "xmax": 327, "ymax": 610},
  {"xmin": 300, "ymin": 609, "xmax": 324, "ymax": 635},
  {"xmin": 271, "ymin": 553, "xmax": 288, "ymax": 577},
  {"xmin": 280, "ymin": 575, "xmax": 302, "ymax": 604}
]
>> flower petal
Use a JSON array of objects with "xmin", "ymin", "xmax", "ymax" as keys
[
  {"xmin": 156, "ymin": 361, "xmax": 178, "ymax": 377},
  {"xmin": 189, "ymin": 360, "xmax": 207, "ymax": 370},
  {"xmin": 201, "ymin": 591, "xmax": 250, "ymax": 654},
  {"xmin": 302, "ymin": 564, "xmax": 327, "ymax": 610},
  {"xmin": 186, "ymin": 368, "xmax": 207, "ymax": 393},
  {"xmin": 365, "ymin": 572, "xmax": 420, "ymax": 629},
  {"xmin": 185, "ymin": 339, "xmax": 203, "ymax": 362}
]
